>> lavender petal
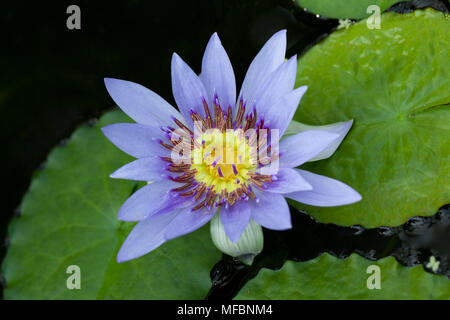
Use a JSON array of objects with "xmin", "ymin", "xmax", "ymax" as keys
[
  {"xmin": 110, "ymin": 156, "xmax": 168, "ymax": 181},
  {"xmin": 264, "ymin": 86, "xmax": 308, "ymax": 137},
  {"xmin": 251, "ymin": 55, "xmax": 297, "ymax": 116},
  {"xmin": 265, "ymin": 168, "xmax": 312, "ymax": 194},
  {"xmin": 279, "ymin": 130, "xmax": 340, "ymax": 168},
  {"xmin": 164, "ymin": 206, "xmax": 216, "ymax": 240},
  {"xmin": 118, "ymin": 180, "xmax": 184, "ymax": 221},
  {"xmin": 219, "ymin": 201, "xmax": 251, "ymax": 243},
  {"xmin": 171, "ymin": 53, "xmax": 209, "ymax": 126},
  {"xmin": 102, "ymin": 123, "xmax": 168, "ymax": 158},
  {"xmin": 238, "ymin": 30, "xmax": 286, "ymax": 113},
  {"xmin": 285, "ymin": 169, "xmax": 362, "ymax": 207},
  {"xmin": 116, "ymin": 209, "xmax": 180, "ymax": 262},
  {"xmin": 200, "ymin": 32, "xmax": 236, "ymax": 113},
  {"xmin": 104, "ymin": 78, "xmax": 186, "ymax": 127},
  {"xmin": 249, "ymin": 191, "xmax": 292, "ymax": 230}
]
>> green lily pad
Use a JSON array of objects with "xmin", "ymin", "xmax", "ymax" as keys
[
  {"xmin": 296, "ymin": 0, "xmax": 402, "ymax": 19},
  {"xmin": 236, "ymin": 254, "xmax": 450, "ymax": 299},
  {"xmin": 292, "ymin": 9, "xmax": 450, "ymax": 227},
  {"xmin": 1, "ymin": 110, "xmax": 220, "ymax": 299}
]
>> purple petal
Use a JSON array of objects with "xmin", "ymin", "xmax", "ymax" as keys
[
  {"xmin": 251, "ymin": 55, "xmax": 297, "ymax": 115},
  {"xmin": 279, "ymin": 130, "xmax": 340, "ymax": 168},
  {"xmin": 116, "ymin": 209, "xmax": 180, "ymax": 262},
  {"xmin": 265, "ymin": 168, "xmax": 312, "ymax": 194},
  {"xmin": 238, "ymin": 30, "xmax": 286, "ymax": 109},
  {"xmin": 118, "ymin": 180, "xmax": 183, "ymax": 221},
  {"xmin": 264, "ymin": 86, "xmax": 308, "ymax": 136},
  {"xmin": 284, "ymin": 169, "xmax": 362, "ymax": 207},
  {"xmin": 219, "ymin": 201, "xmax": 251, "ymax": 243},
  {"xmin": 249, "ymin": 191, "xmax": 291, "ymax": 230},
  {"xmin": 102, "ymin": 123, "xmax": 167, "ymax": 158},
  {"xmin": 110, "ymin": 156, "xmax": 168, "ymax": 182},
  {"xmin": 200, "ymin": 33, "xmax": 236, "ymax": 112},
  {"xmin": 171, "ymin": 53, "xmax": 209, "ymax": 126},
  {"xmin": 104, "ymin": 78, "xmax": 186, "ymax": 127},
  {"xmin": 164, "ymin": 206, "xmax": 216, "ymax": 240},
  {"xmin": 306, "ymin": 120, "xmax": 354, "ymax": 161}
]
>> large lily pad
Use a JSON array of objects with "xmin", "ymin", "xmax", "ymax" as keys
[
  {"xmin": 296, "ymin": 0, "xmax": 402, "ymax": 19},
  {"xmin": 236, "ymin": 254, "xmax": 450, "ymax": 299},
  {"xmin": 2, "ymin": 110, "xmax": 220, "ymax": 299},
  {"xmin": 292, "ymin": 9, "xmax": 450, "ymax": 227}
]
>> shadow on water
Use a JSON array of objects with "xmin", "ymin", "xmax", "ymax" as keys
[{"xmin": 207, "ymin": 205, "xmax": 450, "ymax": 300}]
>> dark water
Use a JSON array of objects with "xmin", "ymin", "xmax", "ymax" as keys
[
  {"xmin": 0, "ymin": 0, "xmax": 448, "ymax": 299},
  {"xmin": 207, "ymin": 205, "xmax": 450, "ymax": 300}
]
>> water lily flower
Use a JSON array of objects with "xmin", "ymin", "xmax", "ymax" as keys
[{"xmin": 102, "ymin": 30, "xmax": 361, "ymax": 263}]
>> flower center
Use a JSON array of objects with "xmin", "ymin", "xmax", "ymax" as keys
[
  {"xmin": 191, "ymin": 130, "xmax": 257, "ymax": 197},
  {"xmin": 159, "ymin": 98, "xmax": 277, "ymax": 210}
]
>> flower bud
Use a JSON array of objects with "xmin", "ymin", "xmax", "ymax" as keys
[{"xmin": 210, "ymin": 214, "xmax": 263, "ymax": 265}]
